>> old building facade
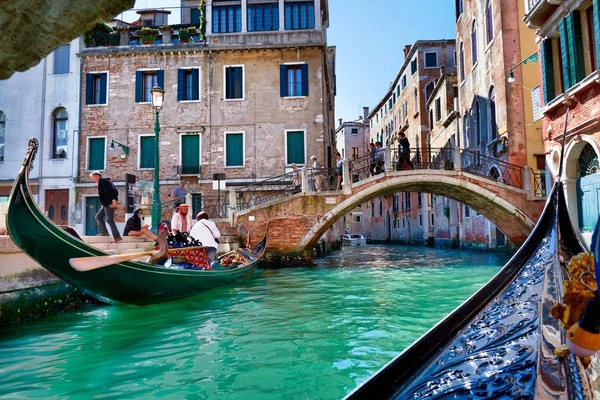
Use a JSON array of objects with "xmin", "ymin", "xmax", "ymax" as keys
[
  {"xmin": 75, "ymin": 0, "xmax": 335, "ymax": 234},
  {"xmin": 524, "ymin": 0, "xmax": 600, "ymax": 246}
]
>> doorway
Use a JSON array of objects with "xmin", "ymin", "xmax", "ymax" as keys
[
  {"xmin": 85, "ymin": 197, "xmax": 101, "ymax": 236},
  {"xmin": 45, "ymin": 189, "xmax": 69, "ymax": 225}
]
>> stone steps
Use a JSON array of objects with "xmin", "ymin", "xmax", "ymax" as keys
[{"xmin": 80, "ymin": 236, "xmax": 155, "ymax": 253}]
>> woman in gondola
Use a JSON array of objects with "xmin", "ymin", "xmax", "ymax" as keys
[{"xmin": 123, "ymin": 208, "xmax": 157, "ymax": 240}]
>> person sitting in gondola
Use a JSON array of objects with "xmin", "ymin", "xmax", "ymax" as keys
[
  {"xmin": 171, "ymin": 203, "xmax": 193, "ymax": 235},
  {"xmin": 123, "ymin": 208, "xmax": 157, "ymax": 240},
  {"xmin": 190, "ymin": 211, "xmax": 221, "ymax": 265}
]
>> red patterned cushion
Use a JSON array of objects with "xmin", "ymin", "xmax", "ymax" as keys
[{"xmin": 168, "ymin": 248, "xmax": 209, "ymax": 270}]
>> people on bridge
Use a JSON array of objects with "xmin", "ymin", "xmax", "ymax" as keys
[
  {"xmin": 123, "ymin": 208, "xmax": 157, "ymax": 240},
  {"xmin": 171, "ymin": 203, "xmax": 193, "ymax": 235},
  {"xmin": 396, "ymin": 132, "xmax": 414, "ymax": 170},
  {"xmin": 190, "ymin": 211, "xmax": 221, "ymax": 265},
  {"xmin": 368, "ymin": 143, "xmax": 378, "ymax": 176},
  {"xmin": 291, "ymin": 163, "xmax": 301, "ymax": 193},
  {"xmin": 374, "ymin": 142, "xmax": 384, "ymax": 175},
  {"xmin": 335, "ymin": 152, "xmax": 343, "ymax": 190},
  {"xmin": 311, "ymin": 155, "xmax": 323, "ymax": 192}
]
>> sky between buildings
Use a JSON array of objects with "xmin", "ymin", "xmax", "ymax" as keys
[{"xmin": 124, "ymin": 0, "xmax": 456, "ymax": 128}]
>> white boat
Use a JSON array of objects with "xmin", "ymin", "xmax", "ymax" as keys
[{"xmin": 342, "ymin": 233, "xmax": 367, "ymax": 246}]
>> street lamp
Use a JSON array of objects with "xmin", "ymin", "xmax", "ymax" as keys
[{"xmin": 150, "ymin": 85, "xmax": 165, "ymax": 232}]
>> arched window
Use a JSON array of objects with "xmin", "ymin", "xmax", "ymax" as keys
[
  {"xmin": 455, "ymin": 0, "xmax": 463, "ymax": 20},
  {"xmin": 413, "ymin": 87, "xmax": 418, "ymax": 115},
  {"xmin": 52, "ymin": 108, "xmax": 68, "ymax": 159},
  {"xmin": 485, "ymin": 0, "xmax": 494, "ymax": 43},
  {"xmin": 0, "ymin": 111, "xmax": 4, "ymax": 162},
  {"xmin": 473, "ymin": 100, "xmax": 480, "ymax": 146},
  {"xmin": 425, "ymin": 81, "xmax": 435, "ymax": 102},
  {"xmin": 488, "ymin": 86, "xmax": 497, "ymax": 140},
  {"xmin": 579, "ymin": 144, "xmax": 599, "ymax": 177},
  {"xmin": 471, "ymin": 20, "xmax": 478, "ymax": 65},
  {"xmin": 459, "ymin": 42, "xmax": 465, "ymax": 82}
]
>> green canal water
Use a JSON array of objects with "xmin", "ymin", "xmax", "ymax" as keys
[{"xmin": 0, "ymin": 245, "xmax": 511, "ymax": 399}]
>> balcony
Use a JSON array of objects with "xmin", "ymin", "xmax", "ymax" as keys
[
  {"xmin": 523, "ymin": 0, "xmax": 562, "ymax": 28},
  {"xmin": 177, "ymin": 165, "xmax": 201, "ymax": 176}
]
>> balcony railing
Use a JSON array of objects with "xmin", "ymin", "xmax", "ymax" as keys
[{"xmin": 177, "ymin": 165, "xmax": 201, "ymax": 176}]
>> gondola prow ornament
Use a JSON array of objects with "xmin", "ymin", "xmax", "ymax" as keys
[{"xmin": 566, "ymin": 215, "xmax": 600, "ymax": 357}]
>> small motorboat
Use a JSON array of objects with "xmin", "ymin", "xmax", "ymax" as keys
[{"xmin": 342, "ymin": 233, "xmax": 367, "ymax": 246}]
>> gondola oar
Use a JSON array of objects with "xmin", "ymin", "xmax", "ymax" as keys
[{"xmin": 69, "ymin": 245, "xmax": 210, "ymax": 272}]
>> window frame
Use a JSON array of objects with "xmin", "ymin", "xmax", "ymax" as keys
[
  {"xmin": 52, "ymin": 107, "xmax": 69, "ymax": 159},
  {"xmin": 284, "ymin": 0, "xmax": 315, "ymax": 30},
  {"xmin": 178, "ymin": 66, "xmax": 202, "ymax": 102},
  {"xmin": 86, "ymin": 136, "xmax": 107, "ymax": 172},
  {"xmin": 224, "ymin": 131, "xmax": 245, "ymax": 168},
  {"xmin": 247, "ymin": 2, "xmax": 279, "ymax": 32},
  {"xmin": 138, "ymin": 134, "xmax": 156, "ymax": 170},
  {"xmin": 471, "ymin": 20, "xmax": 478, "ymax": 66},
  {"xmin": 86, "ymin": 71, "xmax": 109, "ymax": 107},
  {"xmin": 284, "ymin": 129, "xmax": 306, "ymax": 166},
  {"xmin": 223, "ymin": 64, "xmax": 245, "ymax": 101},
  {"xmin": 485, "ymin": 0, "xmax": 494, "ymax": 44},
  {"xmin": 53, "ymin": 44, "xmax": 70, "ymax": 75},
  {"xmin": 281, "ymin": 62, "xmax": 309, "ymax": 98},
  {"xmin": 138, "ymin": 68, "xmax": 160, "ymax": 104},
  {"xmin": 212, "ymin": 4, "xmax": 242, "ymax": 33},
  {"xmin": 424, "ymin": 52, "xmax": 438, "ymax": 68}
]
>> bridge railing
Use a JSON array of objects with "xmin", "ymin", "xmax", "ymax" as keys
[
  {"xmin": 461, "ymin": 149, "xmax": 525, "ymax": 189},
  {"xmin": 233, "ymin": 171, "xmax": 298, "ymax": 211},
  {"xmin": 530, "ymin": 170, "xmax": 547, "ymax": 197}
]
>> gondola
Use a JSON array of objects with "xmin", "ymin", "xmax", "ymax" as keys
[
  {"xmin": 344, "ymin": 174, "xmax": 593, "ymax": 395},
  {"xmin": 6, "ymin": 138, "xmax": 267, "ymax": 306}
]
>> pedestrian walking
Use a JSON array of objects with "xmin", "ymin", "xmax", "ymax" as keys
[{"xmin": 90, "ymin": 171, "xmax": 122, "ymax": 243}]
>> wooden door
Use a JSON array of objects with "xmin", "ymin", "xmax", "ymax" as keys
[
  {"xmin": 85, "ymin": 197, "xmax": 101, "ymax": 236},
  {"xmin": 45, "ymin": 189, "xmax": 69, "ymax": 225}
]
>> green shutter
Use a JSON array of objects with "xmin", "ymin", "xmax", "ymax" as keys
[
  {"xmin": 140, "ymin": 136, "xmax": 155, "ymax": 168},
  {"xmin": 559, "ymin": 19, "xmax": 572, "ymax": 91},
  {"xmin": 594, "ymin": 0, "xmax": 600, "ymax": 69},
  {"xmin": 85, "ymin": 74, "xmax": 94, "ymax": 104},
  {"xmin": 280, "ymin": 65, "xmax": 288, "ymax": 97},
  {"xmin": 225, "ymin": 67, "xmax": 233, "ymax": 99},
  {"xmin": 191, "ymin": 68, "xmax": 199, "ymax": 100},
  {"xmin": 541, "ymin": 40, "xmax": 556, "ymax": 104},
  {"xmin": 182, "ymin": 135, "xmax": 200, "ymax": 172},
  {"xmin": 99, "ymin": 74, "xmax": 107, "ymax": 104},
  {"xmin": 88, "ymin": 137, "xmax": 105, "ymax": 170},
  {"xmin": 177, "ymin": 69, "xmax": 185, "ymax": 101},
  {"xmin": 566, "ymin": 11, "xmax": 585, "ymax": 85},
  {"xmin": 135, "ymin": 71, "xmax": 143, "ymax": 102},
  {"xmin": 286, "ymin": 131, "xmax": 305, "ymax": 164},
  {"xmin": 226, "ymin": 133, "xmax": 243, "ymax": 166}
]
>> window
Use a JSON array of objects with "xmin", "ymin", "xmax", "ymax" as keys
[
  {"xmin": 424, "ymin": 52, "xmax": 438, "ymax": 68},
  {"xmin": 225, "ymin": 65, "xmax": 244, "ymax": 100},
  {"xmin": 465, "ymin": 204, "xmax": 470, "ymax": 218},
  {"xmin": 135, "ymin": 70, "xmax": 164, "ymax": 103},
  {"xmin": 419, "ymin": 213, "xmax": 423, "ymax": 227},
  {"xmin": 455, "ymin": 0, "xmax": 463, "ymax": 20},
  {"xmin": 286, "ymin": 131, "xmax": 305, "ymax": 165},
  {"xmin": 139, "ymin": 135, "xmax": 155, "ymax": 169},
  {"xmin": 352, "ymin": 147, "xmax": 359, "ymax": 159},
  {"xmin": 379, "ymin": 199, "xmax": 383, "ymax": 216},
  {"xmin": 406, "ymin": 192, "xmax": 411, "ymax": 209},
  {"xmin": 485, "ymin": 0, "xmax": 493, "ymax": 43},
  {"xmin": 489, "ymin": 86, "xmax": 497, "ymax": 140},
  {"xmin": 87, "ymin": 137, "xmax": 106, "ymax": 171},
  {"xmin": 401, "ymin": 75, "xmax": 407, "ymax": 90},
  {"xmin": 284, "ymin": 0, "xmax": 315, "ymax": 30},
  {"xmin": 396, "ymin": 86, "xmax": 400, "ymax": 98},
  {"xmin": 351, "ymin": 128, "xmax": 359, "ymax": 135},
  {"xmin": 410, "ymin": 58, "xmax": 417, "ymax": 74},
  {"xmin": 53, "ymin": 44, "xmax": 70, "ymax": 74},
  {"xmin": 177, "ymin": 68, "xmax": 200, "ymax": 101},
  {"xmin": 463, "ymin": 115, "xmax": 470, "ymax": 148},
  {"xmin": 435, "ymin": 98, "xmax": 441, "ymax": 121},
  {"xmin": 248, "ymin": 3, "xmax": 279, "ymax": 31},
  {"xmin": 52, "ymin": 108, "xmax": 68, "ymax": 159},
  {"xmin": 413, "ymin": 88, "xmax": 418, "ymax": 114},
  {"xmin": 190, "ymin": 8, "xmax": 200, "ymax": 25},
  {"xmin": 213, "ymin": 4, "xmax": 242, "ymax": 33},
  {"xmin": 417, "ymin": 192, "xmax": 422, "ymax": 207},
  {"xmin": 225, "ymin": 132, "xmax": 244, "ymax": 167},
  {"xmin": 85, "ymin": 72, "xmax": 108, "ymax": 105},
  {"xmin": 280, "ymin": 64, "xmax": 308, "ymax": 97},
  {"xmin": 429, "ymin": 109, "xmax": 434, "ymax": 130},
  {"xmin": 0, "ymin": 112, "xmax": 4, "ymax": 162},
  {"xmin": 459, "ymin": 43, "xmax": 465, "ymax": 82},
  {"xmin": 473, "ymin": 100, "xmax": 480, "ymax": 146},
  {"xmin": 471, "ymin": 21, "xmax": 478, "ymax": 64},
  {"xmin": 425, "ymin": 81, "xmax": 435, "ymax": 102},
  {"xmin": 180, "ymin": 134, "xmax": 201, "ymax": 175},
  {"xmin": 454, "ymin": 50, "xmax": 457, "ymax": 67}
]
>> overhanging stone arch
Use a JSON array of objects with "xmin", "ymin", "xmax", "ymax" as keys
[{"xmin": 296, "ymin": 173, "xmax": 537, "ymax": 251}]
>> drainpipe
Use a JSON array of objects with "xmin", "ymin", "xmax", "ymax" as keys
[{"xmin": 38, "ymin": 57, "xmax": 48, "ymax": 206}]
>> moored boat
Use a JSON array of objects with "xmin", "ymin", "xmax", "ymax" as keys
[
  {"xmin": 6, "ymin": 139, "xmax": 267, "ymax": 306},
  {"xmin": 342, "ymin": 233, "xmax": 367, "ymax": 246}
]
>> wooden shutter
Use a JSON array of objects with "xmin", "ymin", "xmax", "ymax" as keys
[
  {"xmin": 140, "ymin": 136, "xmax": 155, "ymax": 168},
  {"xmin": 540, "ymin": 39, "xmax": 556, "ymax": 104},
  {"xmin": 301, "ymin": 64, "xmax": 309, "ymax": 96},
  {"xmin": 135, "ymin": 71, "xmax": 144, "ymax": 102},
  {"xmin": 88, "ymin": 137, "xmax": 105, "ymax": 170},
  {"xmin": 85, "ymin": 73, "xmax": 94, "ymax": 105},
  {"xmin": 99, "ymin": 74, "xmax": 107, "ymax": 104},
  {"xmin": 181, "ymin": 135, "xmax": 200, "ymax": 171},
  {"xmin": 566, "ymin": 11, "xmax": 585, "ymax": 86},
  {"xmin": 177, "ymin": 69, "xmax": 185, "ymax": 101},
  {"xmin": 226, "ymin": 133, "xmax": 243, "ymax": 166},
  {"xmin": 225, "ymin": 67, "xmax": 232, "ymax": 99},
  {"xmin": 234, "ymin": 67, "xmax": 243, "ymax": 98},
  {"xmin": 594, "ymin": 0, "xmax": 600, "ymax": 69},
  {"xmin": 157, "ymin": 70, "xmax": 164, "ymax": 89},
  {"xmin": 191, "ymin": 69, "xmax": 200, "ymax": 100},
  {"xmin": 280, "ymin": 65, "xmax": 288, "ymax": 97},
  {"xmin": 287, "ymin": 131, "xmax": 305, "ymax": 164},
  {"xmin": 559, "ymin": 20, "xmax": 572, "ymax": 91}
]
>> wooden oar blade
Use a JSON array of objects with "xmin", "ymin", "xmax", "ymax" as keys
[{"xmin": 69, "ymin": 251, "xmax": 154, "ymax": 272}]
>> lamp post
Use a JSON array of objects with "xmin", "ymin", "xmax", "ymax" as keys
[{"xmin": 150, "ymin": 85, "xmax": 165, "ymax": 232}]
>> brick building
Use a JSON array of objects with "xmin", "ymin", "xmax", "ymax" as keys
[
  {"xmin": 524, "ymin": 0, "xmax": 600, "ymax": 246},
  {"xmin": 75, "ymin": 0, "xmax": 335, "ymax": 234}
]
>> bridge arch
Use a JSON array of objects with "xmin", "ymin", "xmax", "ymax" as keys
[{"xmin": 297, "ymin": 172, "xmax": 537, "ymax": 251}]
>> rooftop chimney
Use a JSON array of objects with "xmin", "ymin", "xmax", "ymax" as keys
[
  {"xmin": 363, "ymin": 107, "xmax": 369, "ymax": 122},
  {"xmin": 338, "ymin": 118, "xmax": 343, "ymax": 127},
  {"xmin": 403, "ymin": 45, "xmax": 412, "ymax": 58}
]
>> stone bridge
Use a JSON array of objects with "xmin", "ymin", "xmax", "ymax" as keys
[{"xmin": 230, "ymin": 165, "xmax": 547, "ymax": 253}]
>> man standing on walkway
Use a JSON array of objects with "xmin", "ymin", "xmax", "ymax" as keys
[
  {"xmin": 90, "ymin": 171, "xmax": 122, "ymax": 243},
  {"xmin": 170, "ymin": 181, "xmax": 187, "ymax": 208}
]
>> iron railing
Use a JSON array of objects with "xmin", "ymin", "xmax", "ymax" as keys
[
  {"xmin": 235, "ymin": 171, "xmax": 299, "ymax": 210},
  {"xmin": 531, "ymin": 170, "xmax": 547, "ymax": 197},
  {"xmin": 461, "ymin": 150, "xmax": 524, "ymax": 189},
  {"xmin": 177, "ymin": 165, "xmax": 201, "ymax": 175}
]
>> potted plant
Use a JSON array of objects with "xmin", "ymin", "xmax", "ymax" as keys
[
  {"xmin": 178, "ymin": 28, "xmax": 190, "ymax": 43},
  {"xmin": 139, "ymin": 27, "xmax": 156, "ymax": 45}
]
